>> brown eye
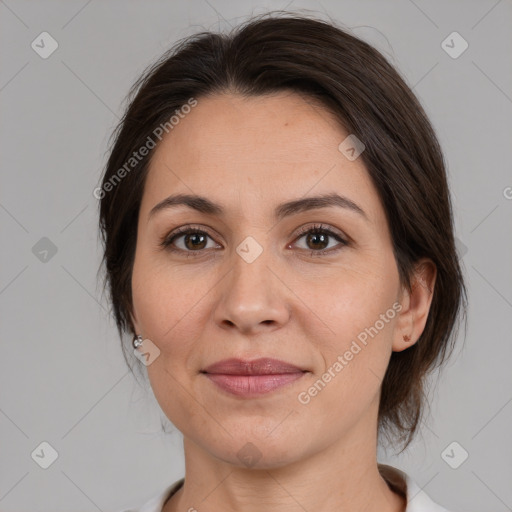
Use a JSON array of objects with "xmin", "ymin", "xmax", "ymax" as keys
[
  {"xmin": 182, "ymin": 232, "xmax": 208, "ymax": 250},
  {"xmin": 161, "ymin": 228, "xmax": 218, "ymax": 254},
  {"xmin": 293, "ymin": 225, "xmax": 348, "ymax": 255},
  {"xmin": 304, "ymin": 231, "xmax": 329, "ymax": 250}
]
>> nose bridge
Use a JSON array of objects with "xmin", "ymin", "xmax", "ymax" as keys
[
  {"xmin": 214, "ymin": 234, "xmax": 290, "ymax": 333},
  {"xmin": 232, "ymin": 236, "xmax": 273, "ymax": 294}
]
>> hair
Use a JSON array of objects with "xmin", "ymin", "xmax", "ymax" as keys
[{"xmin": 98, "ymin": 11, "xmax": 467, "ymax": 453}]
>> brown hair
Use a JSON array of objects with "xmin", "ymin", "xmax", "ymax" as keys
[{"xmin": 98, "ymin": 12, "xmax": 467, "ymax": 452}]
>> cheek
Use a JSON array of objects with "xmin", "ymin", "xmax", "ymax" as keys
[
  {"xmin": 296, "ymin": 297, "xmax": 398, "ymax": 430},
  {"xmin": 131, "ymin": 259, "xmax": 214, "ymax": 429},
  {"xmin": 300, "ymin": 260, "xmax": 399, "ymax": 400},
  {"xmin": 312, "ymin": 257, "xmax": 399, "ymax": 345},
  {"xmin": 131, "ymin": 253, "xmax": 219, "ymax": 373}
]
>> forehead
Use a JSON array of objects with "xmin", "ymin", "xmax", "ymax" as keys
[{"xmin": 142, "ymin": 92, "xmax": 383, "ymax": 226}]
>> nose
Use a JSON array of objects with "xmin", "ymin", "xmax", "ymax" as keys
[{"xmin": 213, "ymin": 245, "xmax": 291, "ymax": 336}]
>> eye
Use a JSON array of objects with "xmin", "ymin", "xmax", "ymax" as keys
[
  {"xmin": 291, "ymin": 224, "xmax": 348, "ymax": 256},
  {"xmin": 160, "ymin": 226, "xmax": 219, "ymax": 255},
  {"xmin": 160, "ymin": 223, "xmax": 348, "ymax": 257}
]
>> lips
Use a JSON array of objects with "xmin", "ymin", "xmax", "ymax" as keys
[
  {"xmin": 201, "ymin": 358, "xmax": 307, "ymax": 397},
  {"xmin": 202, "ymin": 357, "xmax": 305, "ymax": 375}
]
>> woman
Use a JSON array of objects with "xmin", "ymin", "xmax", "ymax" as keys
[{"xmin": 98, "ymin": 12, "xmax": 467, "ymax": 512}]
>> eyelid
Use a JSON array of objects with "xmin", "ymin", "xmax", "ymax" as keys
[{"xmin": 293, "ymin": 223, "xmax": 347, "ymax": 242}]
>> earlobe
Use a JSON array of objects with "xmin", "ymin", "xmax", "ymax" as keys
[{"xmin": 392, "ymin": 258, "xmax": 437, "ymax": 352}]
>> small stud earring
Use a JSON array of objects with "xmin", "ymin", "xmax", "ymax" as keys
[{"xmin": 133, "ymin": 335, "xmax": 143, "ymax": 349}]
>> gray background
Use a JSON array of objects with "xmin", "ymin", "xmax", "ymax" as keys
[{"xmin": 1, "ymin": 0, "xmax": 511, "ymax": 511}]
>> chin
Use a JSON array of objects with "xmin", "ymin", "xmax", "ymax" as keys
[{"xmin": 203, "ymin": 433, "xmax": 310, "ymax": 470}]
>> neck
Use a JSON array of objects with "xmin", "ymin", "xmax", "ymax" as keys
[{"xmin": 163, "ymin": 402, "xmax": 405, "ymax": 512}]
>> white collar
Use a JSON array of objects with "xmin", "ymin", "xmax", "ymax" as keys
[{"xmin": 379, "ymin": 464, "xmax": 452, "ymax": 511}]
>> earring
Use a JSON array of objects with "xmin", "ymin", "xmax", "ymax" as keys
[
  {"xmin": 133, "ymin": 335, "xmax": 143, "ymax": 349},
  {"xmin": 403, "ymin": 334, "xmax": 411, "ymax": 342}
]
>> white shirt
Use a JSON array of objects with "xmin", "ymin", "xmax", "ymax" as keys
[{"xmin": 119, "ymin": 464, "xmax": 453, "ymax": 512}]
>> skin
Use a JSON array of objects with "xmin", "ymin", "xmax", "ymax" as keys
[{"xmin": 130, "ymin": 91, "xmax": 436, "ymax": 512}]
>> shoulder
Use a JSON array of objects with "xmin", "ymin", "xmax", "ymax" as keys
[
  {"xmin": 116, "ymin": 478, "xmax": 184, "ymax": 512},
  {"xmin": 379, "ymin": 464, "xmax": 457, "ymax": 512}
]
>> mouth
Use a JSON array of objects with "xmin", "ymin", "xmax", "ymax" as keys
[{"xmin": 201, "ymin": 358, "xmax": 308, "ymax": 397}]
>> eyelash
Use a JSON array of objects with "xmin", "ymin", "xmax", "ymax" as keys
[{"xmin": 159, "ymin": 223, "xmax": 348, "ymax": 258}]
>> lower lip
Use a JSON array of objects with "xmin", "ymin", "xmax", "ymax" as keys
[{"xmin": 204, "ymin": 372, "xmax": 305, "ymax": 397}]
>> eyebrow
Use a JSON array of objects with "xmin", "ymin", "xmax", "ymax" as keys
[{"xmin": 148, "ymin": 192, "xmax": 369, "ymax": 223}]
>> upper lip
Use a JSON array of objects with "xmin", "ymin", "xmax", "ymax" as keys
[{"xmin": 202, "ymin": 358, "xmax": 305, "ymax": 375}]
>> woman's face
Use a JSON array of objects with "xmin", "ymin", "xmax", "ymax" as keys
[{"xmin": 131, "ymin": 92, "xmax": 429, "ymax": 467}]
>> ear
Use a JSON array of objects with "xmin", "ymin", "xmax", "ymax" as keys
[{"xmin": 393, "ymin": 258, "xmax": 437, "ymax": 352}]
